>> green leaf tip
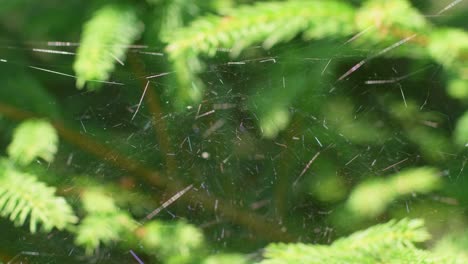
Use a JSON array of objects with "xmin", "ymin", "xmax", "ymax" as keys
[
  {"xmin": 7, "ymin": 119, "xmax": 58, "ymax": 166},
  {"xmin": 73, "ymin": 4, "xmax": 143, "ymax": 89}
]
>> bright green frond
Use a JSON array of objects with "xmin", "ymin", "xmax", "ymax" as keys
[
  {"xmin": 136, "ymin": 220, "xmax": 205, "ymax": 263},
  {"xmin": 166, "ymin": 1, "xmax": 355, "ymax": 57},
  {"xmin": 7, "ymin": 119, "xmax": 58, "ymax": 166},
  {"xmin": 259, "ymin": 219, "xmax": 446, "ymax": 264},
  {"xmin": 332, "ymin": 218, "xmax": 430, "ymax": 250},
  {"xmin": 165, "ymin": 0, "xmax": 355, "ymax": 107},
  {"xmin": 0, "ymin": 163, "xmax": 77, "ymax": 233},
  {"xmin": 75, "ymin": 189, "xmax": 137, "ymax": 254},
  {"xmin": 75, "ymin": 212, "xmax": 137, "ymax": 255},
  {"xmin": 73, "ymin": 4, "xmax": 143, "ymax": 89},
  {"xmin": 80, "ymin": 189, "xmax": 118, "ymax": 214}
]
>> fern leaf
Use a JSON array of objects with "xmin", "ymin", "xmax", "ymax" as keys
[
  {"xmin": 332, "ymin": 218, "xmax": 430, "ymax": 250},
  {"xmin": 165, "ymin": 0, "xmax": 355, "ymax": 107},
  {"xmin": 80, "ymin": 189, "xmax": 118, "ymax": 214},
  {"xmin": 166, "ymin": 1, "xmax": 355, "ymax": 57},
  {"xmin": 7, "ymin": 119, "xmax": 58, "ymax": 166},
  {"xmin": 136, "ymin": 220, "xmax": 205, "ymax": 262},
  {"xmin": 0, "ymin": 163, "xmax": 77, "ymax": 233},
  {"xmin": 75, "ymin": 190, "xmax": 137, "ymax": 254},
  {"xmin": 75, "ymin": 212, "xmax": 137, "ymax": 255},
  {"xmin": 260, "ymin": 219, "xmax": 448, "ymax": 264},
  {"xmin": 73, "ymin": 4, "xmax": 143, "ymax": 89},
  {"xmin": 71, "ymin": 176, "xmax": 154, "ymax": 215}
]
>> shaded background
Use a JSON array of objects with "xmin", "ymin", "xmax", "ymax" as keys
[{"xmin": 0, "ymin": 0, "xmax": 467, "ymax": 263}]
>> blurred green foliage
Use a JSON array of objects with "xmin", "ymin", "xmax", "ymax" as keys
[
  {"xmin": 346, "ymin": 167, "xmax": 441, "ymax": 218},
  {"xmin": 260, "ymin": 219, "xmax": 448, "ymax": 264},
  {"xmin": 7, "ymin": 119, "xmax": 58, "ymax": 165},
  {"xmin": 0, "ymin": 0, "xmax": 466, "ymax": 263}
]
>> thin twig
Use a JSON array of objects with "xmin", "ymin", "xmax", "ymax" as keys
[{"xmin": 145, "ymin": 184, "xmax": 193, "ymax": 220}]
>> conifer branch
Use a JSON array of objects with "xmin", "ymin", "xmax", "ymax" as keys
[
  {"xmin": 165, "ymin": 0, "xmax": 356, "ymax": 107},
  {"xmin": 164, "ymin": 0, "xmax": 468, "ymax": 136}
]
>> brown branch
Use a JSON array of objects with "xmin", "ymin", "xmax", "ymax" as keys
[
  {"xmin": 128, "ymin": 55, "xmax": 178, "ymax": 176},
  {"xmin": 0, "ymin": 102, "xmax": 296, "ymax": 242},
  {"xmin": 125, "ymin": 56, "xmax": 296, "ymax": 240},
  {"xmin": 0, "ymin": 249, "xmax": 12, "ymax": 264}
]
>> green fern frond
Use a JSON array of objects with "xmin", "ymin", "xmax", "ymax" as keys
[
  {"xmin": 164, "ymin": 0, "xmax": 468, "ymax": 140},
  {"xmin": 346, "ymin": 167, "xmax": 441, "ymax": 218},
  {"xmin": 332, "ymin": 218, "xmax": 430, "ymax": 250},
  {"xmin": 80, "ymin": 189, "xmax": 118, "ymax": 214},
  {"xmin": 7, "ymin": 119, "xmax": 58, "ymax": 166},
  {"xmin": 165, "ymin": 0, "xmax": 355, "ymax": 107},
  {"xmin": 259, "ymin": 219, "xmax": 449, "ymax": 264},
  {"xmin": 164, "ymin": 0, "xmax": 468, "ymax": 142},
  {"xmin": 72, "ymin": 177, "xmax": 153, "ymax": 215},
  {"xmin": 0, "ymin": 163, "xmax": 77, "ymax": 233},
  {"xmin": 166, "ymin": 1, "xmax": 355, "ymax": 57},
  {"xmin": 73, "ymin": 4, "xmax": 143, "ymax": 89},
  {"xmin": 75, "ymin": 212, "xmax": 137, "ymax": 255},
  {"xmin": 136, "ymin": 220, "xmax": 205, "ymax": 262},
  {"xmin": 428, "ymin": 29, "xmax": 468, "ymax": 100},
  {"xmin": 75, "ymin": 190, "xmax": 137, "ymax": 254}
]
